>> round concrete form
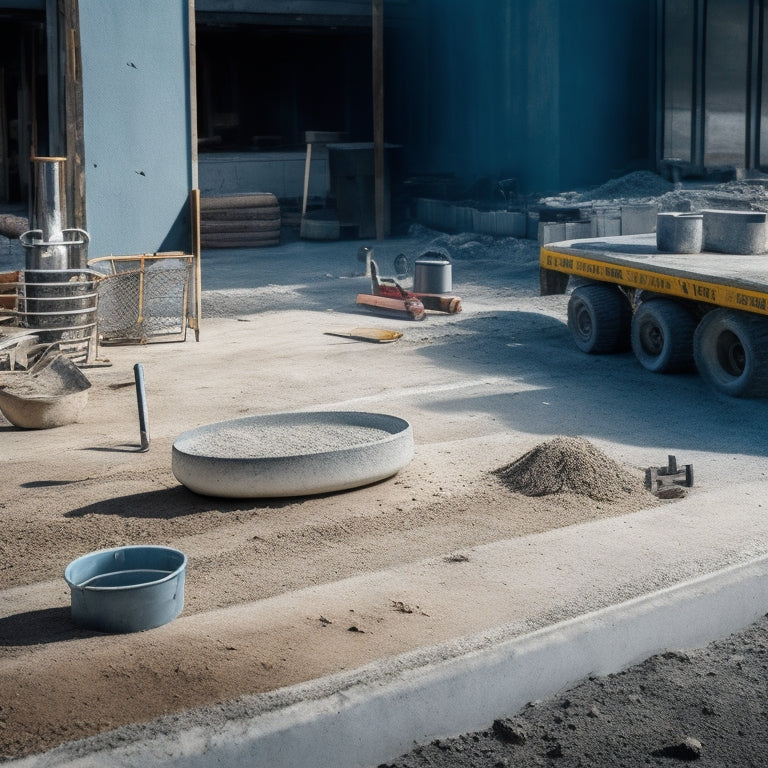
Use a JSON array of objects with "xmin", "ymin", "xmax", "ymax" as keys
[
  {"xmin": 656, "ymin": 212, "xmax": 703, "ymax": 254},
  {"xmin": 64, "ymin": 545, "xmax": 187, "ymax": 633},
  {"xmin": 702, "ymin": 209, "xmax": 768, "ymax": 254},
  {"xmin": 172, "ymin": 411, "xmax": 414, "ymax": 498}
]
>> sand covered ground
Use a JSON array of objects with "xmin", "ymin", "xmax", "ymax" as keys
[{"xmin": 2, "ymin": 173, "xmax": 768, "ymax": 764}]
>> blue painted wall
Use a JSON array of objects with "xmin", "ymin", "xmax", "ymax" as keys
[
  {"xmin": 384, "ymin": 0, "xmax": 653, "ymax": 195},
  {"xmin": 78, "ymin": 0, "xmax": 193, "ymax": 257}
]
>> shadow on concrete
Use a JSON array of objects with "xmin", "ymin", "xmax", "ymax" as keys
[
  {"xmin": 63, "ymin": 477, "xmax": 396, "ymax": 520},
  {"xmin": 407, "ymin": 310, "xmax": 768, "ymax": 458},
  {"xmin": 63, "ymin": 486, "xmax": 286, "ymax": 519},
  {"xmin": 0, "ymin": 607, "xmax": 100, "ymax": 647}
]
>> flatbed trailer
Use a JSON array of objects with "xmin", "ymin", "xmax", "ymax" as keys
[{"xmin": 539, "ymin": 233, "xmax": 768, "ymax": 397}]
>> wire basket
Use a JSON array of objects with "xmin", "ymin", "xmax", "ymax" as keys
[{"xmin": 88, "ymin": 252, "xmax": 194, "ymax": 344}]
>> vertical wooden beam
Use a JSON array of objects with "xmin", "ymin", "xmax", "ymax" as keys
[
  {"xmin": 0, "ymin": 68, "xmax": 7, "ymax": 202},
  {"xmin": 372, "ymin": 0, "xmax": 384, "ymax": 240},
  {"xmin": 190, "ymin": 187, "xmax": 202, "ymax": 341},
  {"xmin": 691, "ymin": 0, "xmax": 706, "ymax": 173},
  {"xmin": 746, "ymin": 0, "xmax": 763, "ymax": 170},
  {"xmin": 188, "ymin": 0, "xmax": 198, "ymax": 192},
  {"xmin": 61, "ymin": 0, "xmax": 86, "ymax": 252}
]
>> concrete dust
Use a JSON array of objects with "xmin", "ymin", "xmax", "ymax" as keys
[{"xmin": 492, "ymin": 436, "xmax": 648, "ymax": 502}]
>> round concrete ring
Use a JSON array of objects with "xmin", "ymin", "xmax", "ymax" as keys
[{"xmin": 172, "ymin": 411, "xmax": 414, "ymax": 498}]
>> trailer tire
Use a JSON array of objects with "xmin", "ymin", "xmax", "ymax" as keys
[
  {"xmin": 567, "ymin": 283, "xmax": 631, "ymax": 354},
  {"xmin": 631, "ymin": 299, "xmax": 697, "ymax": 373},
  {"xmin": 693, "ymin": 309, "xmax": 768, "ymax": 397}
]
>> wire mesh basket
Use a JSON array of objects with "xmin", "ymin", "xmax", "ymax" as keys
[{"xmin": 88, "ymin": 252, "xmax": 195, "ymax": 344}]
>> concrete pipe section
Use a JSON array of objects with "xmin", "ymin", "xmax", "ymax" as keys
[{"xmin": 172, "ymin": 410, "xmax": 414, "ymax": 498}]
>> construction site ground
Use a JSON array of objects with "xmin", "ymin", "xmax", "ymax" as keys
[{"xmin": 2, "ymin": 179, "xmax": 768, "ymax": 766}]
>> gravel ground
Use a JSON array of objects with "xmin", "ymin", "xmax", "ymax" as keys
[{"xmin": 382, "ymin": 614, "xmax": 768, "ymax": 768}]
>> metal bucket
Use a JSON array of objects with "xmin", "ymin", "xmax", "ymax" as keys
[
  {"xmin": 64, "ymin": 545, "xmax": 187, "ymax": 633},
  {"xmin": 19, "ymin": 269, "xmax": 100, "ymax": 342},
  {"xmin": 413, "ymin": 252, "xmax": 452, "ymax": 293}
]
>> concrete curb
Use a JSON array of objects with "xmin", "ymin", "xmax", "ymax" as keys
[{"xmin": 15, "ymin": 555, "xmax": 768, "ymax": 768}]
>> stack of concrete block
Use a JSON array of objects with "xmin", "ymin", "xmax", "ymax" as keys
[
  {"xmin": 414, "ymin": 198, "xmax": 659, "ymax": 244},
  {"xmin": 415, "ymin": 198, "xmax": 526, "ymax": 236},
  {"xmin": 620, "ymin": 204, "xmax": 658, "ymax": 236},
  {"xmin": 590, "ymin": 207, "xmax": 622, "ymax": 237},
  {"xmin": 472, "ymin": 209, "xmax": 527, "ymax": 237},
  {"xmin": 537, "ymin": 220, "xmax": 593, "ymax": 245}
]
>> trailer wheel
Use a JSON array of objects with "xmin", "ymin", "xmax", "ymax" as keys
[
  {"xmin": 567, "ymin": 283, "xmax": 630, "ymax": 354},
  {"xmin": 631, "ymin": 299, "xmax": 697, "ymax": 373},
  {"xmin": 693, "ymin": 309, "xmax": 768, "ymax": 397}
]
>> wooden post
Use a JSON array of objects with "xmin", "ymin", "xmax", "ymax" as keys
[
  {"xmin": 372, "ymin": 0, "xmax": 384, "ymax": 240},
  {"xmin": 302, "ymin": 141, "xmax": 312, "ymax": 216},
  {"xmin": 64, "ymin": 0, "xmax": 86, "ymax": 231},
  {"xmin": 190, "ymin": 188, "xmax": 202, "ymax": 341}
]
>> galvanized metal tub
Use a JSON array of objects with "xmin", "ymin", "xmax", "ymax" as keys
[
  {"xmin": 19, "ymin": 269, "xmax": 100, "ymax": 343},
  {"xmin": 64, "ymin": 545, "xmax": 187, "ymax": 633}
]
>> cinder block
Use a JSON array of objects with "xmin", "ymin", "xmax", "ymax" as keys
[
  {"xmin": 621, "ymin": 204, "xmax": 658, "ymax": 235},
  {"xmin": 656, "ymin": 212, "xmax": 703, "ymax": 254},
  {"xmin": 565, "ymin": 221, "xmax": 592, "ymax": 241},
  {"xmin": 453, "ymin": 205, "xmax": 473, "ymax": 232},
  {"xmin": 538, "ymin": 221, "xmax": 567, "ymax": 246},
  {"xmin": 591, "ymin": 208, "xmax": 622, "ymax": 237},
  {"xmin": 702, "ymin": 209, "xmax": 768, "ymax": 254},
  {"xmin": 527, "ymin": 212, "xmax": 540, "ymax": 240},
  {"xmin": 496, "ymin": 211, "xmax": 526, "ymax": 237}
]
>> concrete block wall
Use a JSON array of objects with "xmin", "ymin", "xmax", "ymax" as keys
[
  {"xmin": 620, "ymin": 204, "xmax": 658, "ymax": 236},
  {"xmin": 414, "ymin": 198, "xmax": 658, "ymax": 245},
  {"xmin": 416, "ymin": 198, "xmax": 526, "ymax": 238},
  {"xmin": 590, "ymin": 208, "xmax": 622, "ymax": 237}
]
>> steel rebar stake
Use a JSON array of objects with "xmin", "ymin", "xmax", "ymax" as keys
[{"xmin": 134, "ymin": 363, "xmax": 150, "ymax": 452}]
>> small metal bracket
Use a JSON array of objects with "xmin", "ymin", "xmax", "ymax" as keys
[{"xmin": 645, "ymin": 455, "xmax": 693, "ymax": 493}]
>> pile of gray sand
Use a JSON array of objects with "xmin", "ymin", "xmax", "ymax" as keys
[{"xmin": 492, "ymin": 436, "xmax": 647, "ymax": 502}]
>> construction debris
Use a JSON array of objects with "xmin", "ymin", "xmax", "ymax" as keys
[
  {"xmin": 355, "ymin": 258, "xmax": 462, "ymax": 320},
  {"xmin": 324, "ymin": 328, "xmax": 403, "ymax": 343},
  {"xmin": 644, "ymin": 455, "xmax": 694, "ymax": 496}
]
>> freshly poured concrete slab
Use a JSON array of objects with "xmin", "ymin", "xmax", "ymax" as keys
[{"xmin": 172, "ymin": 410, "xmax": 414, "ymax": 498}]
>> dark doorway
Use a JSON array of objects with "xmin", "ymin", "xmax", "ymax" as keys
[
  {"xmin": 195, "ymin": 23, "xmax": 372, "ymax": 153},
  {"xmin": 0, "ymin": 12, "xmax": 46, "ymax": 206}
]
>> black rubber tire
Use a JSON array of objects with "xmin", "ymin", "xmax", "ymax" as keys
[
  {"xmin": 567, "ymin": 283, "xmax": 631, "ymax": 354},
  {"xmin": 693, "ymin": 309, "xmax": 768, "ymax": 397},
  {"xmin": 631, "ymin": 299, "xmax": 697, "ymax": 373},
  {"xmin": 202, "ymin": 205, "xmax": 281, "ymax": 222},
  {"xmin": 201, "ymin": 193, "xmax": 278, "ymax": 211},
  {"xmin": 201, "ymin": 230, "xmax": 281, "ymax": 248},
  {"xmin": 201, "ymin": 218, "xmax": 281, "ymax": 234}
]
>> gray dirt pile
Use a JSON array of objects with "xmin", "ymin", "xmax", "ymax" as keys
[{"xmin": 492, "ymin": 436, "xmax": 646, "ymax": 502}]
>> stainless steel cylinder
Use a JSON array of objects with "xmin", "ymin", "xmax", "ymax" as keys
[
  {"xmin": 28, "ymin": 157, "xmax": 68, "ymax": 270},
  {"xmin": 20, "ymin": 157, "xmax": 89, "ymax": 271}
]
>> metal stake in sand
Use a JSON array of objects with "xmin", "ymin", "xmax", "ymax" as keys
[{"xmin": 134, "ymin": 363, "xmax": 150, "ymax": 452}]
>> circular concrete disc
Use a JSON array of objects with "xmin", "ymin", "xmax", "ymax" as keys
[{"xmin": 172, "ymin": 411, "xmax": 414, "ymax": 498}]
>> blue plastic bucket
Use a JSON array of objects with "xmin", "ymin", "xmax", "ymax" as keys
[{"xmin": 64, "ymin": 545, "xmax": 186, "ymax": 633}]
